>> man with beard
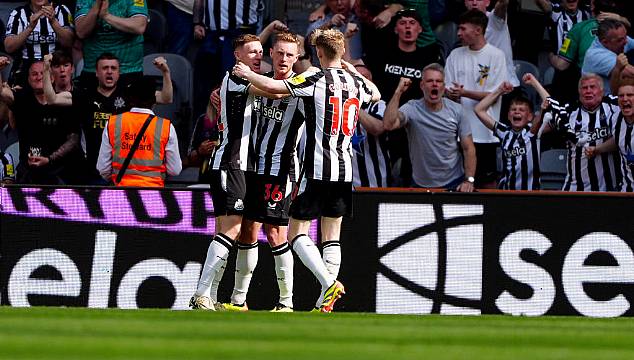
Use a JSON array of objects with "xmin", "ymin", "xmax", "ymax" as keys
[
  {"xmin": 43, "ymin": 53, "xmax": 173, "ymax": 184},
  {"xmin": 384, "ymin": 63, "xmax": 476, "ymax": 191},
  {"xmin": 0, "ymin": 58, "xmax": 83, "ymax": 184}
]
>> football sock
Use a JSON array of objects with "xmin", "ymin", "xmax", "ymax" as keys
[
  {"xmin": 196, "ymin": 233, "xmax": 233, "ymax": 297},
  {"xmin": 231, "ymin": 242, "xmax": 258, "ymax": 305},
  {"xmin": 272, "ymin": 242, "xmax": 294, "ymax": 308},
  {"xmin": 291, "ymin": 234, "xmax": 334, "ymax": 289},
  {"xmin": 322, "ymin": 240, "xmax": 341, "ymax": 278}
]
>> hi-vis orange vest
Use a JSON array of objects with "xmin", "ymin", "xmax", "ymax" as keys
[{"xmin": 108, "ymin": 112, "xmax": 171, "ymax": 187}]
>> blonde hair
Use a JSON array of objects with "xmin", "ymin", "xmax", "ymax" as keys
[
  {"xmin": 274, "ymin": 32, "xmax": 301, "ymax": 49},
  {"xmin": 578, "ymin": 73, "xmax": 604, "ymax": 92},
  {"xmin": 310, "ymin": 29, "xmax": 345, "ymax": 60}
]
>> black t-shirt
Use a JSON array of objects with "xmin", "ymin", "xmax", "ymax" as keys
[
  {"xmin": 365, "ymin": 42, "xmax": 443, "ymax": 105},
  {"xmin": 73, "ymin": 85, "xmax": 131, "ymax": 169},
  {"xmin": 10, "ymin": 89, "xmax": 81, "ymax": 166}
]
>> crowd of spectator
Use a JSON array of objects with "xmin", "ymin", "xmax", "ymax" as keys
[{"xmin": 0, "ymin": 0, "xmax": 633, "ymax": 192}]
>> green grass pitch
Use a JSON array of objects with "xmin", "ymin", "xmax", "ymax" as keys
[{"xmin": 1, "ymin": 307, "xmax": 633, "ymax": 359}]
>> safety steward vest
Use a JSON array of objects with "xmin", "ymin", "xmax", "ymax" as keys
[{"xmin": 108, "ymin": 112, "xmax": 171, "ymax": 187}]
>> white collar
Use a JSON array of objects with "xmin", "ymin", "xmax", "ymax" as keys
[{"xmin": 130, "ymin": 107, "xmax": 155, "ymax": 115}]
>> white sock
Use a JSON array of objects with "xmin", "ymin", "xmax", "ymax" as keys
[
  {"xmin": 230, "ymin": 242, "xmax": 258, "ymax": 305},
  {"xmin": 196, "ymin": 233, "xmax": 233, "ymax": 297},
  {"xmin": 291, "ymin": 235, "xmax": 334, "ymax": 290},
  {"xmin": 209, "ymin": 259, "xmax": 226, "ymax": 303},
  {"xmin": 271, "ymin": 242, "xmax": 294, "ymax": 308},
  {"xmin": 322, "ymin": 240, "xmax": 341, "ymax": 278}
]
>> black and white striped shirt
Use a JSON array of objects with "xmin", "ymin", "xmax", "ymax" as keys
[
  {"xmin": 352, "ymin": 101, "xmax": 391, "ymax": 187},
  {"xmin": 610, "ymin": 113, "xmax": 634, "ymax": 192},
  {"xmin": 284, "ymin": 68, "xmax": 373, "ymax": 182},
  {"xmin": 550, "ymin": 96, "xmax": 622, "ymax": 191},
  {"xmin": 5, "ymin": 4, "xmax": 73, "ymax": 60},
  {"xmin": 200, "ymin": 0, "xmax": 261, "ymax": 31},
  {"xmin": 211, "ymin": 72, "xmax": 256, "ymax": 171},
  {"xmin": 549, "ymin": 2, "xmax": 591, "ymax": 51},
  {"xmin": 252, "ymin": 73, "xmax": 306, "ymax": 181},
  {"xmin": 494, "ymin": 122, "xmax": 540, "ymax": 190}
]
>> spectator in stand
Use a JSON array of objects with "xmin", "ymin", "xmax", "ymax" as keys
[
  {"xmin": 370, "ymin": 0, "xmax": 437, "ymax": 49},
  {"xmin": 192, "ymin": 0, "xmax": 262, "ymax": 117},
  {"xmin": 4, "ymin": 0, "xmax": 74, "ymax": 86},
  {"xmin": 351, "ymin": 0, "xmax": 394, "ymax": 60},
  {"xmin": 185, "ymin": 92, "xmax": 218, "ymax": 183},
  {"xmin": 165, "ymin": 0, "xmax": 194, "ymax": 56},
  {"xmin": 0, "ymin": 57, "xmax": 84, "ymax": 185},
  {"xmin": 444, "ymin": 9, "xmax": 507, "ymax": 188},
  {"xmin": 0, "ymin": 97, "xmax": 18, "ymax": 158},
  {"xmin": 306, "ymin": 0, "xmax": 362, "ymax": 66},
  {"xmin": 464, "ymin": 0, "xmax": 519, "ymax": 88},
  {"xmin": 384, "ymin": 64, "xmax": 477, "ymax": 192},
  {"xmin": 583, "ymin": 19, "xmax": 634, "ymax": 94},
  {"xmin": 75, "ymin": 0, "xmax": 148, "ymax": 89},
  {"xmin": 0, "ymin": 148, "xmax": 16, "ymax": 184}
]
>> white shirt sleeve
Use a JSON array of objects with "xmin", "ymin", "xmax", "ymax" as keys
[
  {"xmin": 165, "ymin": 123, "xmax": 182, "ymax": 176},
  {"xmin": 96, "ymin": 123, "xmax": 112, "ymax": 180}
]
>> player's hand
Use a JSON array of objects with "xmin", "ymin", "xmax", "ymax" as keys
[
  {"xmin": 194, "ymin": 24, "xmax": 206, "ymax": 40},
  {"xmin": 210, "ymin": 88, "xmax": 221, "ymax": 111},
  {"xmin": 153, "ymin": 56, "xmax": 170, "ymax": 73},
  {"xmin": 372, "ymin": 9, "xmax": 393, "ymax": 29},
  {"xmin": 99, "ymin": 0, "xmax": 109, "ymax": 19},
  {"xmin": 340, "ymin": 59, "xmax": 358, "ymax": 74},
  {"xmin": 396, "ymin": 77, "xmax": 412, "ymax": 93},
  {"xmin": 29, "ymin": 11, "xmax": 43, "ymax": 29},
  {"xmin": 345, "ymin": 22, "xmax": 359, "ymax": 38},
  {"xmin": 329, "ymin": 13, "xmax": 346, "ymax": 27},
  {"xmin": 232, "ymin": 61, "xmax": 251, "ymax": 78},
  {"xmin": 28, "ymin": 156, "xmax": 50, "ymax": 167},
  {"xmin": 0, "ymin": 57, "xmax": 11, "ymax": 72},
  {"xmin": 308, "ymin": 7, "xmax": 325, "ymax": 22},
  {"xmin": 585, "ymin": 146, "xmax": 597, "ymax": 158},
  {"xmin": 456, "ymin": 180, "xmax": 475, "ymax": 192}
]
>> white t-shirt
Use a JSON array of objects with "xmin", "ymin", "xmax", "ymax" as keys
[
  {"xmin": 486, "ymin": 11, "xmax": 519, "ymax": 87},
  {"xmin": 445, "ymin": 43, "xmax": 508, "ymax": 143}
]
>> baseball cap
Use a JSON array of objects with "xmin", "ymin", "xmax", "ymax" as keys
[{"xmin": 394, "ymin": 8, "xmax": 422, "ymax": 25}]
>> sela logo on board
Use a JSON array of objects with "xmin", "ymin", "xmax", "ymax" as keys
[{"xmin": 376, "ymin": 203, "xmax": 484, "ymax": 315}]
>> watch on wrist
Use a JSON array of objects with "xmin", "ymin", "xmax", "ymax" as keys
[{"xmin": 466, "ymin": 176, "xmax": 475, "ymax": 184}]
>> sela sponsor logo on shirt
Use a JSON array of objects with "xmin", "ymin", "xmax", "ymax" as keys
[
  {"xmin": 504, "ymin": 146, "xmax": 527, "ymax": 158},
  {"xmin": 384, "ymin": 64, "xmax": 422, "ymax": 79},
  {"xmin": 586, "ymin": 126, "xmax": 610, "ymax": 141},
  {"xmin": 261, "ymin": 105, "xmax": 285, "ymax": 123}
]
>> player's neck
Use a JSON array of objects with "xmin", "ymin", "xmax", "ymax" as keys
[
  {"xmin": 274, "ymin": 70, "xmax": 292, "ymax": 80},
  {"xmin": 320, "ymin": 58, "xmax": 342, "ymax": 69}
]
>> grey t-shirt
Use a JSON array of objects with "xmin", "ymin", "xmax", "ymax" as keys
[{"xmin": 400, "ymin": 98, "xmax": 471, "ymax": 187}]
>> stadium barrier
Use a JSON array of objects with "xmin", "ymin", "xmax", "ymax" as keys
[{"xmin": 1, "ymin": 186, "xmax": 633, "ymax": 317}]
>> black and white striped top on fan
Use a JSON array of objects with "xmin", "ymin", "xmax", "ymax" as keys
[
  {"xmin": 284, "ymin": 68, "xmax": 373, "ymax": 182},
  {"xmin": 352, "ymin": 100, "xmax": 391, "ymax": 188},
  {"xmin": 494, "ymin": 122, "xmax": 540, "ymax": 190},
  {"xmin": 609, "ymin": 113, "xmax": 634, "ymax": 192},
  {"xmin": 201, "ymin": 0, "xmax": 262, "ymax": 31}
]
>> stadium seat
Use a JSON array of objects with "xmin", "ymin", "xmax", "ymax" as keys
[
  {"xmin": 144, "ymin": 9, "xmax": 167, "ymax": 55},
  {"xmin": 540, "ymin": 149, "xmax": 567, "ymax": 190},
  {"xmin": 542, "ymin": 66, "xmax": 555, "ymax": 86},
  {"xmin": 143, "ymin": 53, "xmax": 193, "ymax": 155},
  {"xmin": 514, "ymin": 59, "xmax": 541, "ymax": 108},
  {"xmin": 434, "ymin": 21, "xmax": 458, "ymax": 60}
]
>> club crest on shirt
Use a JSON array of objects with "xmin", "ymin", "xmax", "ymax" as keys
[
  {"xmin": 477, "ymin": 64, "xmax": 490, "ymax": 86},
  {"xmin": 114, "ymin": 97, "xmax": 126, "ymax": 110},
  {"xmin": 288, "ymin": 75, "xmax": 305, "ymax": 85},
  {"xmin": 234, "ymin": 199, "xmax": 244, "ymax": 211}
]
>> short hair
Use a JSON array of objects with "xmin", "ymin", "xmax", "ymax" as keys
[
  {"xmin": 310, "ymin": 29, "xmax": 345, "ymax": 60},
  {"xmin": 597, "ymin": 19, "xmax": 624, "ymax": 41},
  {"xmin": 394, "ymin": 8, "xmax": 422, "ymax": 25},
  {"xmin": 125, "ymin": 76, "xmax": 157, "ymax": 108},
  {"xmin": 51, "ymin": 49, "xmax": 72, "ymax": 67},
  {"xmin": 578, "ymin": 73, "xmax": 604, "ymax": 91},
  {"xmin": 273, "ymin": 32, "xmax": 301, "ymax": 49},
  {"xmin": 423, "ymin": 63, "xmax": 445, "ymax": 76},
  {"xmin": 618, "ymin": 77, "xmax": 634, "ymax": 91},
  {"xmin": 233, "ymin": 34, "xmax": 260, "ymax": 50},
  {"xmin": 96, "ymin": 52, "xmax": 120, "ymax": 65},
  {"xmin": 458, "ymin": 9, "xmax": 488, "ymax": 34},
  {"xmin": 510, "ymin": 96, "xmax": 534, "ymax": 113}
]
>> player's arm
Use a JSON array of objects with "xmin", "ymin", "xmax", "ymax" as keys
[
  {"xmin": 341, "ymin": 59, "xmax": 381, "ymax": 102},
  {"xmin": 152, "ymin": 57, "xmax": 173, "ymax": 104},
  {"xmin": 42, "ymin": 54, "xmax": 73, "ymax": 106},
  {"xmin": 248, "ymin": 86, "xmax": 288, "ymax": 99},
  {"xmin": 585, "ymin": 137, "xmax": 617, "ymax": 158},
  {"xmin": 233, "ymin": 62, "xmax": 290, "ymax": 94},
  {"xmin": 384, "ymin": 77, "xmax": 410, "ymax": 131},
  {"xmin": 258, "ymin": 20, "xmax": 288, "ymax": 45},
  {"xmin": 457, "ymin": 134, "xmax": 476, "ymax": 193},
  {"xmin": 358, "ymin": 109, "xmax": 385, "ymax": 136},
  {"xmin": 475, "ymin": 82, "xmax": 513, "ymax": 131}
]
